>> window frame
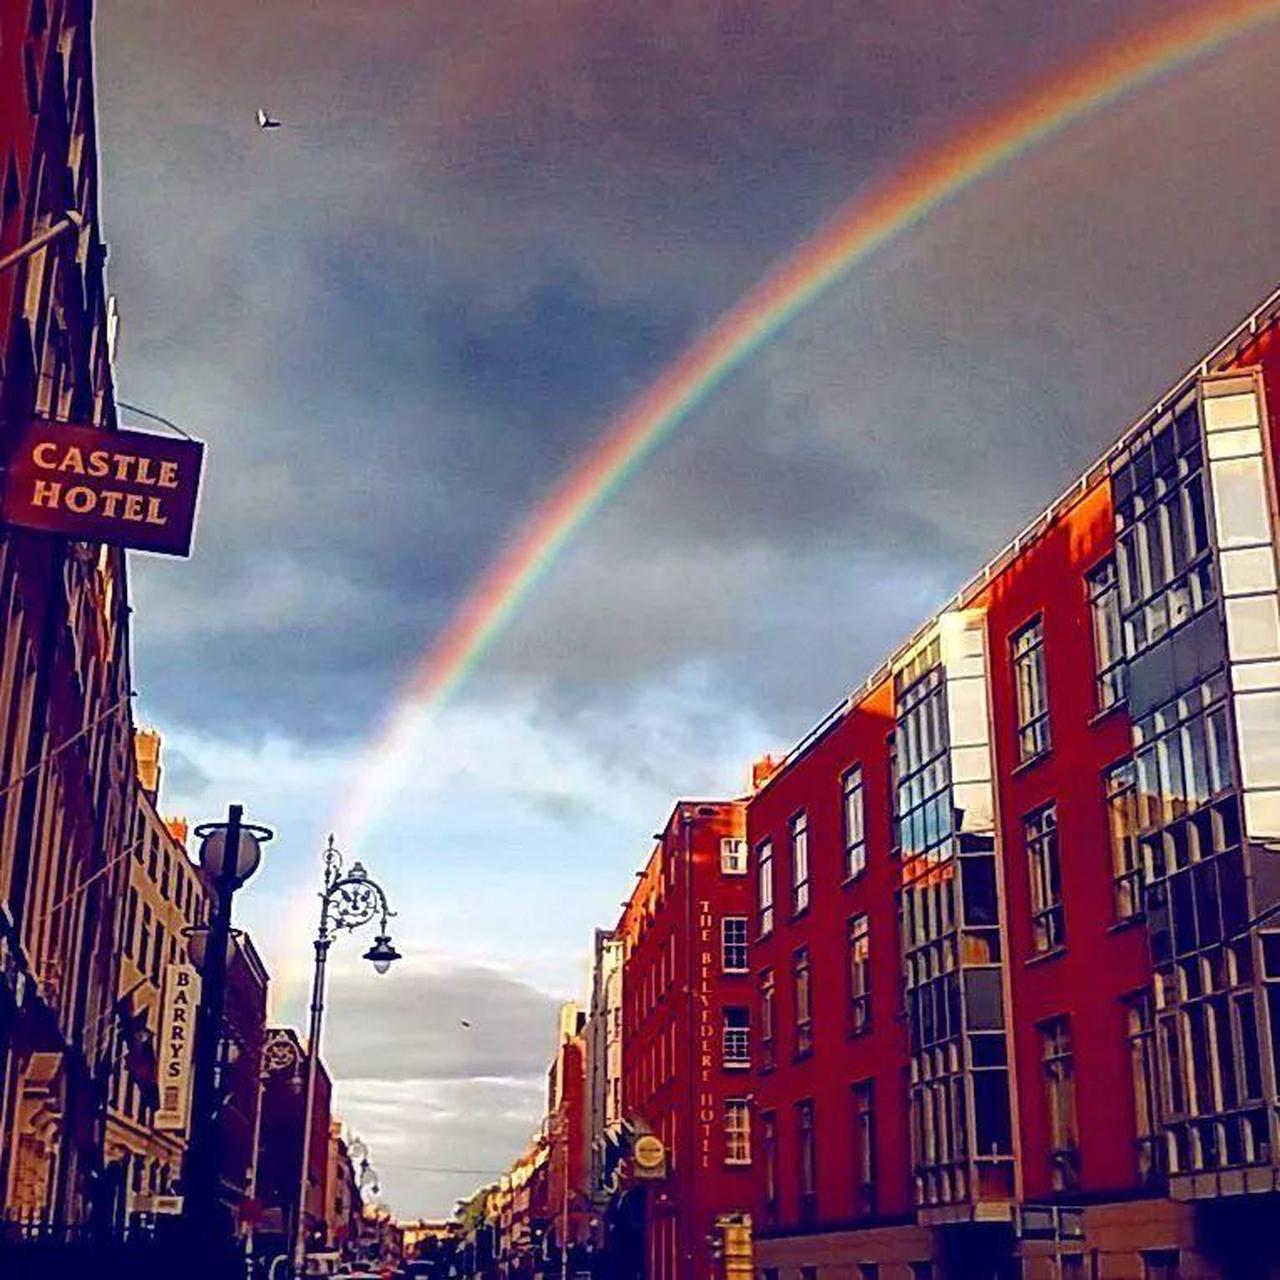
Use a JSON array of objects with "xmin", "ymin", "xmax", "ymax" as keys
[
  {"xmin": 790, "ymin": 810, "xmax": 809, "ymax": 916},
  {"xmin": 723, "ymin": 1006, "xmax": 750, "ymax": 1069},
  {"xmin": 721, "ymin": 916, "xmax": 748, "ymax": 974},
  {"xmin": 1025, "ymin": 802, "xmax": 1065, "ymax": 954},
  {"xmin": 724, "ymin": 1098, "xmax": 751, "ymax": 1166},
  {"xmin": 793, "ymin": 947, "xmax": 813, "ymax": 1058},
  {"xmin": 757, "ymin": 839, "xmax": 774, "ymax": 938},
  {"xmin": 1012, "ymin": 614, "xmax": 1050, "ymax": 764},
  {"xmin": 843, "ymin": 764, "xmax": 867, "ymax": 880},
  {"xmin": 847, "ymin": 913, "xmax": 871, "ymax": 1035},
  {"xmin": 1087, "ymin": 556, "xmax": 1127, "ymax": 712}
]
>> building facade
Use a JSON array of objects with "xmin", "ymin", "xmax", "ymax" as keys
[
  {"xmin": 0, "ymin": 0, "xmax": 139, "ymax": 1232},
  {"xmin": 586, "ymin": 927, "xmax": 625, "ymax": 1224},
  {"xmin": 101, "ymin": 730, "xmax": 211, "ymax": 1229},
  {"xmin": 617, "ymin": 799, "xmax": 755, "ymax": 1280},
  {"xmin": 749, "ymin": 285, "xmax": 1280, "ymax": 1279}
]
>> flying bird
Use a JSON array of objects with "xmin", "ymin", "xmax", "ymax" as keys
[
  {"xmin": 256, "ymin": 109, "xmax": 282, "ymax": 130},
  {"xmin": 459, "ymin": 1020, "xmax": 472, "ymax": 1029}
]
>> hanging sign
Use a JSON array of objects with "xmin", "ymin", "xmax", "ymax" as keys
[
  {"xmin": 155, "ymin": 964, "xmax": 200, "ymax": 1131},
  {"xmin": 1, "ymin": 419, "xmax": 204, "ymax": 556}
]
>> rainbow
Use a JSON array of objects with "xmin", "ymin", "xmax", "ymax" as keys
[{"xmin": 317, "ymin": 0, "xmax": 1277, "ymax": 891}]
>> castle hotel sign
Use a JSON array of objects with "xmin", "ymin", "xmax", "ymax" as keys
[{"xmin": 2, "ymin": 419, "xmax": 204, "ymax": 556}]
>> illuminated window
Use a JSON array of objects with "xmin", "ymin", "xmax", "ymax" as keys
[
  {"xmin": 843, "ymin": 765, "xmax": 866, "ymax": 879},
  {"xmin": 1106, "ymin": 759, "xmax": 1141, "ymax": 921},
  {"xmin": 1040, "ymin": 1016, "xmax": 1079, "ymax": 1190},
  {"xmin": 757, "ymin": 840, "xmax": 774, "ymax": 937},
  {"xmin": 847, "ymin": 914, "xmax": 870, "ymax": 1034},
  {"xmin": 1088, "ymin": 557, "xmax": 1127, "ymax": 710},
  {"xmin": 1026, "ymin": 804, "xmax": 1064, "ymax": 953},
  {"xmin": 1012, "ymin": 616, "xmax": 1050, "ymax": 763},
  {"xmin": 793, "ymin": 948, "xmax": 813, "ymax": 1057},
  {"xmin": 721, "ymin": 838, "xmax": 748, "ymax": 875},
  {"xmin": 791, "ymin": 811, "xmax": 809, "ymax": 915},
  {"xmin": 1124, "ymin": 991, "xmax": 1161, "ymax": 1184},
  {"xmin": 721, "ymin": 917, "xmax": 748, "ymax": 973},
  {"xmin": 724, "ymin": 1099, "xmax": 751, "ymax": 1165}
]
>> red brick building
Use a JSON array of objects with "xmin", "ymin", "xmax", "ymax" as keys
[
  {"xmin": 545, "ymin": 1005, "xmax": 589, "ymax": 1270},
  {"xmin": 0, "ymin": 0, "xmax": 139, "ymax": 1231},
  {"xmin": 750, "ymin": 284, "xmax": 1280, "ymax": 1278},
  {"xmin": 618, "ymin": 799, "xmax": 754, "ymax": 1280}
]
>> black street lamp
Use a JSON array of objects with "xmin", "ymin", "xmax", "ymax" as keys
[
  {"xmin": 291, "ymin": 836, "xmax": 399, "ymax": 1277},
  {"xmin": 181, "ymin": 805, "xmax": 273, "ymax": 1245}
]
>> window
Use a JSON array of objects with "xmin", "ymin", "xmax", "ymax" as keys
[
  {"xmin": 1041, "ymin": 1016, "xmax": 1079, "ymax": 1190},
  {"xmin": 757, "ymin": 840, "xmax": 774, "ymax": 937},
  {"xmin": 1088, "ymin": 557, "xmax": 1127, "ymax": 710},
  {"xmin": 721, "ymin": 917, "xmax": 748, "ymax": 973},
  {"xmin": 796, "ymin": 1100, "xmax": 816, "ymax": 1223},
  {"xmin": 1107, "ymin": 758, "xmax": 1141, "ymax": 920},
  {"xmin": 793, "ymin": 948, "xmax": 813, "ymax": 1056},
  {"xmin": 123, "ymin": 886, "xmax": 138, "ymax": 957},
  {"xmin": 759, "ymin": 969, "xmax": 776, "ymax": 1071},
  {"xmin": 762, "ymin": 1111, "xmax": 778, "ymax": 1222},
  {"xmin": 1142, "ymin": 1250, "xmax": 1179, "ymax": 1280},
  {"xmin": 791, "ymin": 811, "xmax": 809, "ymax": 914},
  {"xmin": 724, "ymin": 1099, "xmax": 751, "ymax": 1164},
  {"xmin": 721, "ymin": 837, "xmax": 747, "ymax": 875},
  {"xmin": 1026, "ymin": 804, "xmax": 1064, "ymax": 953},
  {"xmin": 151, "ymin": 923, "xmax": 164, "ymax": 984},
  {"xmin": 847, "ymin": 914, "xmax": 871, "ymax": 1034},
  {"xmin": 1013, "ymin": 616, "xmax": 1050, "ymax": 762},
  {"xmin": 1115, "ymin": 400, "xmax": 1215, "ymax": 662},
  {"xmin": 843, "ymin": 765, "xmax": 866, "ymax": 879},
  {"xmin": 138, "ymin": 904, "xmax": 152, "ymax": 974},
  {"xmin": 723, "ymin": 1007, "xmax": 749, "ymax": 1068},
  {"xmin": 852, "ymin": 1079, "xmax": 875, "ymax": 1215},
  {"xmin": 1125, "ymin": 991, "xmax": 1161, "ymax": 1184},
  {"xmin": 147, "ymin": 830, "xmax": 158, "ymax": 880},
  {"xmin": 160, "ymin": 849, "xmax": 171, "ymax": 900}
]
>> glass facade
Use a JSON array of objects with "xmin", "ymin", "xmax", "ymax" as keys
[
  {"xmin": 1110, "ymin": 371, "xmax": 1280, "ymax": 1198},
  {"xmin": 895, "ymin": 612, "xmax": 1013, "ymax": 1217}
]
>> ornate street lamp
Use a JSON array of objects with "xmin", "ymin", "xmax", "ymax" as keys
[{"xmin": 291, "ymin": 836, "xmax": 399, "ymax": 1277}]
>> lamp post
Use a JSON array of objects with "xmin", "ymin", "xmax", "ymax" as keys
[
  {"xmin": 291, "ymin": 836, "xmax": 400, "ymax": 1278},
  {"xmin": 182, "ymin": 804, "xmax": 273, "ymax": 1243},
  {"xmin": 244, "ymin": 1028, "xmax": 305, "ymax": 1279}
]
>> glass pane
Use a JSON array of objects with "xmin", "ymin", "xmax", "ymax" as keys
[
  {"xmin": 1226, "ymin": 596, "xmax": 1280, "ymax": 660},
  {"xmin": 1207, "ymin": 427, "xmax": 1263, "ymax": 460},
  {"xmin": 1235, "ymin": 691, "xmax": 1280, "ymax": 788},
  {"xmin": 947, "ymin": 678, "xmax": 988, "ymax": 749},
  {"xmin": 1203, "ymin": 392, "xmax": 1259, "ymax": 432},
  {"xmin": 1211, "ymin": 457, "xmax": 1272, "ymax": 549},
  {"xmin": 1244, "ymin": 790, "xmax": 1280, "ymax": 840},
  {"xmin": 1232, "ymin": 661, "xmax": 1280, "ymax": 692},
  {"xmin": 1220, "ymin": 547, "xmax": 1278, "ymax": 596}
]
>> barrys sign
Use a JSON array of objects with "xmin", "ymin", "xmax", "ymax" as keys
[
  {"xmin": 155, "ymin": 964, "xmax": 200, "ymax": 1132},
  {"xmin": 1, "ymin": 418, "xmax": 204, "ymax": 556}
]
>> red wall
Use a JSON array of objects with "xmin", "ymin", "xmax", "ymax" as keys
[
  {"xmin": 619, "ymin": 800, "xmax": 752, "ymax": 1280},
  {"xmin": 979, "ymin": 481, "xmax": 1150, "ymax": 1201},
  {"xmin": 746, "ymin": 680, "xmax": 911, "ymax": 1232}
]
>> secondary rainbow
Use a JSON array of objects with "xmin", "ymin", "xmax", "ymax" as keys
[{"xmin": 330, "ymin": 0, "xmax": 1280, "ymax": 856}]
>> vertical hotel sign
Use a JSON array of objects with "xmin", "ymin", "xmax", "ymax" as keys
[
  {"xmin": 155, "ymin": 964, "xmax": 200, "ymax": 1132},
  {"xmin": 697, "ymin": 897, "xmax": 714, "ymax": 1171},
  {"xmin": 1, "ymin": 419, "xmax": 204, "ymax": 556}
]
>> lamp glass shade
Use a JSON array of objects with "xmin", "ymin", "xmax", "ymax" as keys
[
  {"xmin": 363, "ymin": 935, "xmax": 401, "ymax": 975},
  {"xmin": 198, "ymin": 828, "xmax": 262, "ymax": 883},
  {"xmin": 186, "ymin": 929, "xmax": 209, "ymax": 972}
]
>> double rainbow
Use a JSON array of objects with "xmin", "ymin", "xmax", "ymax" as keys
[{"xmin": 333, "ymin": 0, "xmax": 1280, "ymax": 857}]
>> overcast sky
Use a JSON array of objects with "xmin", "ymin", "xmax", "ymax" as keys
[{"xmin": 94, "ymin": 2, "xmax": 1280, "ymax": 1217}]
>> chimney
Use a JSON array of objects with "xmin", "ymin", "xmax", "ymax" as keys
[
  {"xmin": 751, "ymin": 754, "xmax": 780, "ymax": 791},
  {"xmin": 164, "ymin": 816, "xmax": 189, "ymax": 848},
  {"xmin": 135, "ymin": 728, "xmax": 162, "ymax": 799}
]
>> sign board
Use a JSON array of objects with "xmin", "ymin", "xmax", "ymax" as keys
[
  {"xmin": 132, "ymin": 1192, "xmax": 183, "ymax": 1215},
  {"xmin": 155, "ymin": 964, "xmax": 200, "ymax": 1131},
  {"xmin": 632, "ymin": 1133, "xmax": 666, "ymax": 1180},
  {"xmin": 1, "ymin": 419, "xmax": 204, "ymax": 556}
]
